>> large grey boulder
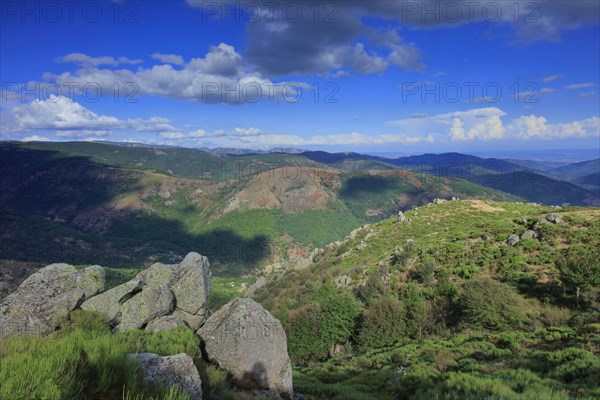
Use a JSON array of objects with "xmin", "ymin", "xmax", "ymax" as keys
[
  {"xmin": 1, "ymin": 264, "xmax": 104, "ymax": 336},
  {"xmin": 136, "ymin": 262, "xmax": 177, "ymax": 286},
  {"xmin": 546, "ymin": 213, "xmax": 563, "ymax": 224},
  {"xmin": 506, "ymin": 234, "xmax": 520, "ymax": 246},
  {"xmin": 81, "ymin": 279, "xmax": 145, "ymax": 325},
  {"xmin": 127, "ymin": 353, "xmax": 203, "ymax": 400},
  {"xmin": 198, "ymin": 298, "xmax": 293, "ymax": 399},
  {"xmin": 118, "ymin": 284, "xmax": 174, "ymax": 331},
  {"xmin": 146, "ymin": 314, "xmax": 186, "ymax": 334},
  {"xmin": 169, "ymin": 253, "xmax": 212, "ymax": 316},
  {"xmin": 137, "ymin": 253, "xmax": 211, "ymax": 328},
  {"xmin": 521, "ymin": 230, "xmax": 537, "ymax": 240},
  {"xmin": 171, "ymin": 310, "xmax": 205, "ymax": 331},
  {"xmin": 81, "ymin": 252, "xmax": 211, "ymax": 332}
]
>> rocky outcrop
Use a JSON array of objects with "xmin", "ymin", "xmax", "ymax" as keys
[
  {"xmin": 118, "ymin": 284, "xmax": 174, "ymax": 331},
  {"xmin": 546, "ymin": 213, "xmax": 563, "ymax": 224},
  {"xmin": 1, "ymin": 253, "xmax": 296, "ymax": 398},
  {"xmin": 81, "ymin": 252, "xmax": 211, "ymax": 332},
  {"xmin": 334, "ymin": 274, "xmax": 353, "ymax": 288},
  {"xmin": 521, "ymin": 230, "xmax": 537, "ymax": 240},
  {"xmin": 506, "ymin": 234, "xmax": 520, "ymax": 246},
  {"xmin": 127, "ymin": 353, "xmax": 203, "ymax": 400},
  {"xmin": 397, "ymin": 211, "xmax": 408, "ymax": 223},
  {"xmin": 198, "ymin": 298, "xmax": 293, "ymax": 399},
  {"xmin": 1, "ymin": 264, "xmax": 104, "ymax": 336},
  {"xmin": 146, "ymin": 315, "xmax": 186, "ymax": 333}
]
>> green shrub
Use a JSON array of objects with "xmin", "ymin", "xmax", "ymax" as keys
[
  {"xmin": 357, "ymin": 270, "xmax": 389, "ymax": 306},
  {"xmin": 357, "ymin": 296, "xmax": 406, "ymax": 350},
  {"xmin": 286, "ymin": 287, "xmax": 361, "ymax": 362},
  {"xmin": 556, "ymin": 247, "xmax": 600, "ymax": 307},
  {"xmin": 459, "ymin": 278, "xmax": 529, "ymax": 330},
  {"xmin": 286, "ymin": 304, "xmax": 325, "ymax": 362},
  {"xmin": 410, "ymin": 257, "xmax": 436, "ymax": 285}
]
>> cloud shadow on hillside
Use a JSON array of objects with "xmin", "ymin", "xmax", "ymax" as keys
[
  {"xmin": 339, "ymin": 175, "xmax": 401, "ymax": 198},
  {"xmin": 0, "ymin": 145, "xmax": 272, "ymax": 275}
]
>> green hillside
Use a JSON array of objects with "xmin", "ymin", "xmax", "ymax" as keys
[
  {"xmin": 0, "ymin": 143, "xmax": 520, "ymax": 275},
  {"xmin": 252, "ymin": 200, "xmax": 600, "ymax": 399}
]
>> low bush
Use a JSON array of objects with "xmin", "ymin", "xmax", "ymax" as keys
[
  {"xmin": 357, "ymin": 296, "xmax": 406, "ymax": 350},
  {"xmin": 459, "ymin": 278, "xmax": 529, "ymax": 330}
]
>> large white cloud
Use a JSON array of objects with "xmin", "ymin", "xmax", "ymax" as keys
[
  {"xmin": 508, "ymin": 115, "xmax": 599, "ymax": 139},
  {"xmin": 2, "ymin": 95, "xmax": 180, "ymax": 138},
  {"xmin": 3, "ymin": 98, "xmax": 597, "ymax": 146},
  {"xmin": 388, "ymin": 107, "xmax": 599, "ymax": 141},
  {"xmin": 388, "ymin": 107, "xmax": 508, "ymax": 141},
  {"xmin": 47, "ymin": 45, "xmax": 304, "ymax": 104}
]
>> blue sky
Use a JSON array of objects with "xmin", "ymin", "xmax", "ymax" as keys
[{"xmin": 1, "ymin": 0, "xmax": 599, "ymax": 155}]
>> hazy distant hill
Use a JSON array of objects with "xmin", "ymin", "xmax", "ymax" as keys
[
  {"xmin": 545, "ymin": 158, "xmax": 600, "ymax": 194},
  {"xmin": 303, "ymin": 150, "xmax": 599, "ymax": 206},
  {"xmin": 546, "ymin": 158, "xmax": 600, "ymax": 180}
]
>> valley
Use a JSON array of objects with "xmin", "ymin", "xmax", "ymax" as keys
[{"xmin": 1, "ymin": 141, "xmax": 599, "ymax": 400}]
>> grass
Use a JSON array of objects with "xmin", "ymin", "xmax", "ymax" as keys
[
  {"xmin": 0, "ymin": 310, "xmax": 200, "ymax": 400},
  {"xmin": 206, "ymin": 276, "xmax": 250, "ymax": 310}
]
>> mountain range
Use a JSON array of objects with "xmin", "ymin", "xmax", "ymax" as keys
[{"xmin": 0, "ymin": 141, "xmax": 597, "ymax": 277}]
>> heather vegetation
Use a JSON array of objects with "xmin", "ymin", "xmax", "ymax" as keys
[{"xmin": 254, "ymin": 201, "xmax": 600, "ymax": 399}]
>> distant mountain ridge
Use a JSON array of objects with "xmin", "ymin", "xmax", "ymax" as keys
[{"xmin": 1, "ymin": 141, "xmax": 519, "ymax": 270}]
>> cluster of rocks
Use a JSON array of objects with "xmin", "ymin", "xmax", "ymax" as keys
[
  {"xmin": 506, "ymin": 213, "xmax": 562, "ymax": 246},
  {"xmin": 81, "ymin": 252, "xmax": 211, "ymax": 332},
  {"xmin": 546, "ymin": 213, "xmax": 563, "ymax": 224},
  {"xmin": 397, "ymin": 211, "xmax": 412, "ymax": 223},
  {"xmin": 0, "ymin": 253, "xmax": 294, "ymax": 400},
  {"xmin": 334, "ymin": 274, "xmax": 353, "ymax": 288},
  {"xmin": 0, "ymin": 264, "xmax": 104, "ymax": 336}
]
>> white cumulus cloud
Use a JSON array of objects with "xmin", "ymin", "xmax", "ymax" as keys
[
  {"xmin": 151, "ymin": 53, "xmax": 185, "ymax": 65},
  {"xmin": 1, "ymin": 95, "xmax": 180, "ymax": 138}
]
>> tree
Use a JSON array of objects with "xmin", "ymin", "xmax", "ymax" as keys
[
  {"xmin": 556, "ymin": 247, "xmax": 600, "ymax": 307},
  {"xmin": 285, "ymin": 285, "xmax": 360, "ymax": 362},
  {"xmin": 357, "ymin": 296, "xmax": 406, "ymax": 350},
  {"xmin": 357, "ymin": 270, "xmax": 389, "ymax": 306},
  {"xmin": 459, "ymin": 278, "xmax": 529, "ymax": 330}
]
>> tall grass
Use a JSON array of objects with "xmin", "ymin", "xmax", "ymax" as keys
[{"xmin": 0, "ymin": 310, "xmax": 198, "ymax": 400}]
